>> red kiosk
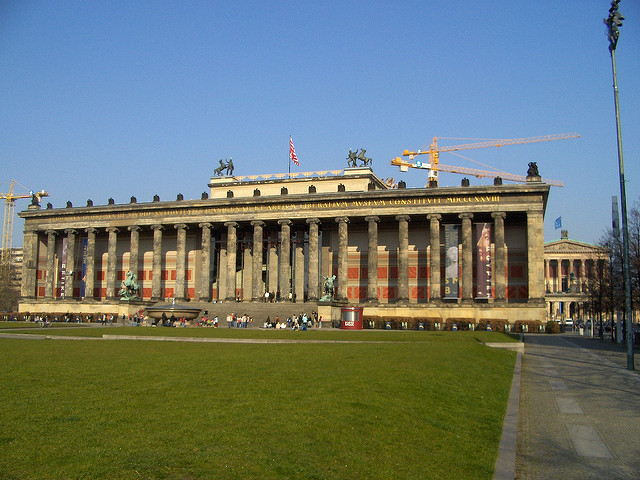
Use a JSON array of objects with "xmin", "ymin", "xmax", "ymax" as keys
[{"xmin": 340, "ymin": 306, "xmax": 363, "ymax": 330}]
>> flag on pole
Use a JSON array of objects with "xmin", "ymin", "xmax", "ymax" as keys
[
  {"xmin": 554, "ymin": 217, "xmax": 562, "ymax": 229},
  {"xmin": 289, "ymin": 136, "xmax": 299, "ymax": 166}
]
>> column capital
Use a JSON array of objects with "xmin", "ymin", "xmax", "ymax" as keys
[
  {"xmin": 128, "ymin": 225, "xmax": 141, "ymax": 232},
  {"xmin": 364, "ymin": 216, "xmax": 379, "ymax": 223},
  {"xmin": 427, "ymin": 214, "xmax": 442, "ymax": 222},
  {"xmin": 151, "ymin": 224, "xmax": 164, "ymax": 231},
  {"xmin": 85, "ymin": 227, "xmax": 96, "ymax": 235},
  {"xmin": 306, "ymin": 217, "xmax": 321, "ymax": 225},
  {"xmin": 395, "ymin": 214, "xmax": 410, "ymax": 222},
  {"xmin": 250, "ymin": 220, "xmax": 264, "ymax": 227},
  {"xmin": 64, "ymin": 228, "xmax": 77, "ymax": 235},
  {"xmin": 458, "ymin": 213, "xmax": 473, "ymax": 220},
  {"xmin": 491, "ymin": 211, "xmax": 506, "ymax": 220},
  {"xmin": 224, "ymin": 221, "xmax": 238, "ymax": 228},
  {"xmin": 45, "ymin": 229, "xmax": 57, "ymax": 236},
  {"xmin": 335, "ymin": 216, "xmax": 349, "ymax": 224},
  {"xmin": 106, "ymin": 227, "xmax": 119, "ymax": 234},
  {"xmin": 278, "ymin": 219, "xmax": 292, "ymax": 226},
  {"xmin": 174, "ymin": 223, "xmax": 188, "ymax": 230},
  {"xmin": 199, "ymin": 222, "xmax": 212, "ymax": 229}
]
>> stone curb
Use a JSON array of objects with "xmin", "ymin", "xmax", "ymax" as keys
[{"xmin": 493, "ymin": 351, "xmax": 522, "ymax": 480}]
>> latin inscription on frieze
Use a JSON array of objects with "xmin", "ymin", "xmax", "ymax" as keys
[{"xmin": 38, "ymin": 194, "xmax": 501, "ymax": 223}]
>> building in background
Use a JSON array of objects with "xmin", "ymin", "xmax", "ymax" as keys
[{"xmin": 544, "ymin": 230, "xmax": 609, "ymax": 322}]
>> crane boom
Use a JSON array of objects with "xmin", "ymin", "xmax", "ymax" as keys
[
  {"xmin": 1, "ymin": 181, "xmax": 49, "ymax": 268},
  {"xmin": 390, "ymin": 157, "xmax": 564, "ymax": 187},
  {"xmin": 393, "ymin": 132, "xmax": 578, "ymax": 187},
  {"xmin": 402, "ymin": 133, "xmax": 580, "ymax": 157}
]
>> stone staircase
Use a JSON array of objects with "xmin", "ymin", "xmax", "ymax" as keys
[{"xmin": 152, "ymin": 301, "xmax": 321, "ymax": 326}]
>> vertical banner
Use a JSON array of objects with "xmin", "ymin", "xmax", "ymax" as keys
[
  {"xmin": 80, "ymin": 237, "xmax": 88, "ymax": 297},
  {"xmin": 60, "ymin": 237, "xmax": 68, "ymax": 297},
  {"xmin": 476, "ymin": 223, "xmax": 492, "ymax": 298},
  {"xmin": 444, "ymin": 224, "xmax": 459, "ymax": 299}
]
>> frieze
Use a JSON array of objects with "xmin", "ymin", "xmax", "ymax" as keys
[{"xmin": 23, "ymin": 194, "xmax": 502, "ymax": 226}]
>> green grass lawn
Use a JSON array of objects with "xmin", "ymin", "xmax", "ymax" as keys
[{"xmin": 0, "ymin": 332, "xmax": 516, "ymax": 480}]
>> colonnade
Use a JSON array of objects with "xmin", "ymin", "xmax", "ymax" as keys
[
  {"xmin": 544, "ymin": 258, "xmax": 602, "ymax": 294},
  {"xmin": 22, "ymin": 209, "xmax": 545, "ymax": 304}
]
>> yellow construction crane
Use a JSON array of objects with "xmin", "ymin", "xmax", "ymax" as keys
[
  {"xmin": 1, "ymin": 180, "xmax": 49, "ymax": 267},
  {"xmin": 391, "ymin": 133, "xmax": 580, "ymax": 187}
]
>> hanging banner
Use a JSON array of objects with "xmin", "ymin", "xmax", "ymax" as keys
[
  {"xmin": 444, "ymin": 224, "xmax": 459, "ymax": 299},
  {"xmin": 476, "ymin": 223, "xmax": 492, "ymax": 298},
  {"xmin": 60, "ymin": 237, "xmax": 68, "ymax": 297},
  {"xmin": 80, "ymin": 238, "xmax": 88, "ymax": 298}
]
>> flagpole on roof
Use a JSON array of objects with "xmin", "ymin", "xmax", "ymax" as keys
[{"xmin": 288, "ymin": 136, "xmax": 291, "ymax": 178}]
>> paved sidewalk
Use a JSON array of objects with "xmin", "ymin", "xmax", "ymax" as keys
[{"xmin": 516, "ymin": 334, "xmax": 640, "ymax": 479}]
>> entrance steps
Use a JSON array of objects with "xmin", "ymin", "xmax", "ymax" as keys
[{"xmin": 152, "ymin": 301, "xmax": 319, "ymax": 325}]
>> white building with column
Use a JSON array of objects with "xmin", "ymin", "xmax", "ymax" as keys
[{"xmin": 544, "ymin": 230, "xmax": 609, "ymax": 322}]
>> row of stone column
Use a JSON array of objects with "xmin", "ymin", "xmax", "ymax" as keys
[
  {"xmin": 544, "ymin": 258, "xmax": 597, "ymax": 293},
  {"xmin": 23, "ymin": 209, "xmax": 542, "ymax": 303}
]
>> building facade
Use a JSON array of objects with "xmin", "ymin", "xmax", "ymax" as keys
[
  {"xmin": 18, "ymin": 167, "xmax": 549, "ymax": 323},
  {"xmin": 544, "ymin": 230, "xmax": 609, "ymax": 322}
]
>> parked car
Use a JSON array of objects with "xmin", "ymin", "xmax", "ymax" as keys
[{"xmin": 564, "ymin": 318, "xmax": 573, "ymax": 326}]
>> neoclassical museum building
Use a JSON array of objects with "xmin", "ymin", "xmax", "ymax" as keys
[
  {"xmin": 544, "ymin": 230, "xmax": 609, "ymax": 322},
  {"xmin": 18, "ymin": 167, "xmax": 550, "ymax": 323}
]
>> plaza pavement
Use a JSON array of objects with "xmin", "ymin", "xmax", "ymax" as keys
[{"xmin": 513, "ymin": 333, "xmax": 640, "ymax": 480}]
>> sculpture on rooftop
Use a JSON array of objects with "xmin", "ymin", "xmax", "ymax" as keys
[
  {"xmin": 214, "ymin": 158, "xmax": 235, "ymax": 176},
  {"xmin": 347, "ymin": 148, "xmax": 372, "ymax": 168},
  {"xmin": 527, "ymin": 162, "xmax": 540, "ymax": 177}
]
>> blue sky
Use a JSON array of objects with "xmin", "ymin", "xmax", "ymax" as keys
[{"xmin": 2, "ymin": 1, "xmax": 639, "ymax": 247}]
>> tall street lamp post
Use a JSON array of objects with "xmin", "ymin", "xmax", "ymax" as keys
[{"xmin": 604, "ymin": 0, "xmax": 634, "ymax": 370}]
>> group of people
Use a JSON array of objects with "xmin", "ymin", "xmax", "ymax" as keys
[
  {"xmin": 198, "ymin": 315, "xmax": 219, "ymax": 327},
  {"xmin": 226, "ymin": 313, "xmax": 253, "ymax": 328},
  {"xmin": 262, "ymin": 290, "xmax": 303, "ymax": 303},
  {"xmin": 158, "ymin": 312, "xmax": 189, "ymax": 327},
  {"xmin": 263, "ymin": 311, "xmax": 322, "ymax": 330}
]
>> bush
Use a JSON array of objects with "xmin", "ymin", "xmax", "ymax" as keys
[
  {"xmin": 545, "ymin": 320, "xmax": 559, "ymax": 334},
  {"xmin": 513, "ymin": 320, "xmax": 543, "ymax": 333},
  {"xmin": 477, "ymin": 318, "xmax": 509, "ymax": 332}
]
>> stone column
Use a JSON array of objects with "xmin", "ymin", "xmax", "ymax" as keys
[
  {"xmin": 21, "ymin": 230, "xmax": 38, "ymax": 299},
  {"xmin": 242, "ymin": 233, "xmax": 252, "ymax": 301},
  {"xmin": 106, "ymin": 227, "xmax": 118, "ymax": 300},
  {"xmin": 251, "ymin": 221, "xmax": 264, "ymax": 300},
  {"xmin": 396, "ymin": 215, "xmax": 410, "ymax": 303},
  {"xmin": 543, "ymin": 259, "xmax": 549, "ymax": 293},
  {"xmin": 306, "ymin": 218, "xmax": 320, "ymax": 301},
  {"xmin": 459, "ymin": 213, "xmax": 474, "ymax": 302},
  {"xmin": 225, "ymin": 222, "xmax": 238, "ymax": 301},
  {"xmin": 64, "ymin": 229, "xmax": 77, "ymax": 299},
  {"xmin": 267, "ymin": 234, "xmax": 277, "ymax": 295},
  {"xmin": 199, "ymin": 223, "xmax": 212, "ymax": 301},
  {"xmin": 336, "ymin": 216, "xmax": 349, "ymax": 301},
  {"xmin": 174, "ymin": 224, "xmax": 187, "ymax": 301},
  {"xmin": 128, "ymin": 226, "xmax": 141, "ymax": 277},
  {"xmin": 294, "ymin": 229, "xmax": 304, "ymax": 302},
  {"xmin": 527, "ymin": 211, "xmax": 545, "ymax": 302},
  {"xmin": 151, "ymin": 225, "xmax": 163, "ymax": 301},
  {"xmin": 427, "ymin": 214, "xmax": 442, "ymax": 300},
  {"xmin": 85, "ymin": 228, "xmax": 96, "ymax": 300},
  {"xmin": 491, "ymin": 212, "xmax": 506, "ymax": 302},
  {"xmin": 45, "ymin": 230, "xmax": 56, "ymax": 299},
  {"xmin": 278, "ymin": 219, "xmax": 292, "ymax": 301},
  {"xmin": 365, "ymin": 216, "xmax": 379, "ymax": 303}
]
